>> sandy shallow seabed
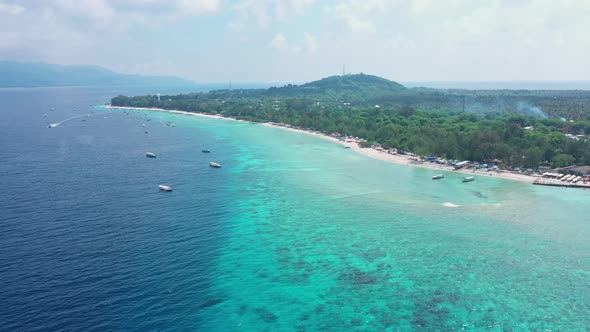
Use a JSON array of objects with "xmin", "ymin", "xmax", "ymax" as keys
[{"xmin": 106, "ymin": 105, "xmax": 538, "ymax": 184}]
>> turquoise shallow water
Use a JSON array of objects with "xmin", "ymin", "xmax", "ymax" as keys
[
  {"xmin": 1, "ymin": 88, "xmax": 589, "ymax": 331},
  {"xmin": 157, "ymin": 111, "xmax": 590, "ymax": 331}
]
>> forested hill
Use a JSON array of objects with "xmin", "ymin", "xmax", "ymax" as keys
[
  {"xmin": 0, "ymin": 61, "xmax": 194, "ymax": 88},
  {"xmin": 272, "ymin": 74, "xmax": 406, "ymax": 95},
  {"xmin": 225, "ymin": 74, "xmax": 406, "ymax": 99}
]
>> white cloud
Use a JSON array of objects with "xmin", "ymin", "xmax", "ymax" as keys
[
  {"xmin": 55, "ymin": 0, "xmax": 114, "ymax": 21},
  {"xmin": 3, "ymin": 0, "xmax": 590, "ymax": 82},
  {"xmin": 52, "ymin": 0, "xmax": 220, "ymax": 24},
  {"xmin": 173, "ymin": 0, "xmax": 220, "ymax": 15},
  {"xmin": 232, "ymin": 0, "xmax": 316, "ymax": 28},
  {"xmin": 0, "ymin": 0, "xmax": 223, "ymax": 74},
  {"xmin": 269, "ymin": 33, "xmax": 287, "ymax": 51},
  {"xmin": 412, "ymin": 0, "xmax": 431, "ymax": 13},
  {"xmin": 0, "ymin": 1, "xmax": 25, "ymax": 15},
  {"xmin": 329, "ymin": 0, "xmax": 389, "ymax": 33},
  {"xmin": 276, "ymin": 0, "xmax": 315, "ymax": 19},
  {"xmin": 316, "ymin": 0, "xmax": 590, "ymax": 80},
  {"xmin": 303, "ymin": 32, "xmax": 318, "ymax": 52}
]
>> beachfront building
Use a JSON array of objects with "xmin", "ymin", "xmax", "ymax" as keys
[{"xmin": 571, "ymin": 166, "xmax": 590, "ymax": 176}]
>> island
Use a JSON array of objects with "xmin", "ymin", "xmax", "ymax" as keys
[
  {"xmin": 0, "ymin": 61, "xmax": 194, "ymax": 88},
  {"xmin": 110, "ymin": 74, "xmax": 590, "ymax": 186}
]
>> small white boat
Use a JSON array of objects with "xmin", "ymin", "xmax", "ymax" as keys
[
  {"xmin": 209, "ymin": 162, "xmax": 222, "ymax": 168},
  {"xmin": 146, "ymin": 152, "xmax": 156, "ymax": 158},
  {"xmin": 432, "ymin": 174, "xmax": 444, "ymax": 180},
  {"xmin": 462, "ymin": 176, "xmax": 475, "ymax": 183},
  {"xmin": 171, "ymin": 124, "xmax": 175, "ymax": 127},
  {"xmin": 159, "ymin": 185, "xmax": 172, "ymax": 192}
]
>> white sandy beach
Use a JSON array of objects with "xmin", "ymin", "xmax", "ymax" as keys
[{"xmin": 106, "ymin": 105, "xmax": 538, "ymax": 184}]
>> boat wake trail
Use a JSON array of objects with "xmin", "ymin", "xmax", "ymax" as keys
[
  {"xmin": 47, "ymin": 114, "xmax": 93, "ymax": 128},
  {"xmin": 441, "ymin": 202, "xmax": 460, "ymax": 208}
]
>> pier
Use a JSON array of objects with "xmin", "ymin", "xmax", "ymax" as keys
[{"xmin": 533, "ymin": 178, "xmax": 590, "ymax": 189}]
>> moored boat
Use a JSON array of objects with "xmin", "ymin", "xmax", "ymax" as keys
[
  {"xmin": 432, "ymin": 174, "xmax": 444, "ymax": 180},
  {"xmin": 146, "ymin": 152, "xmax": 156, "ymax": 158},
  {"xmin": 453, "ymin": 161, "xmax": 470, "ymax": 170},
  {"xmin": 202, "ymin": 149, "xmax": 211, "ymax": 153},
  {"xmin": 462, "ymin": 176, "xmax": 475, "ymax": 182},
  {"xmin": 209, "ymin": 162, "xmax": 221, "ymax": 168},
  {"xmin": 159, "ymin": 185, "xmax": 172, "ymax": 191}
]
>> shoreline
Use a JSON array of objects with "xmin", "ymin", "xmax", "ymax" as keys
[{"xmin": 105, "ymin": 105, "xmax": 538, "ymax": 184}]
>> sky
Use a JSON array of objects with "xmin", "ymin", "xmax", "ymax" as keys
[{"xmin": 1, "ymin": 0, "xmax": 590, "ymax": 83}]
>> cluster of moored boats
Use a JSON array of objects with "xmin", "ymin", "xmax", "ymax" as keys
[
  {"xmin": 432, "ymin": 174, "xmax": 475, "ymax": 182},
  {"xmin": 141, "ymin": 117, "xmax": 222, "ymax": 191},
  {"xmin": 542, "ymin": 172, "xmax": 583, "ymax": 183},
  {"xmin": 147, "ymin": 149, "xmax": 222, "ymax": 192}
]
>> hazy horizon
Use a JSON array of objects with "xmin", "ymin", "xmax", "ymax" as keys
[{"xmin": 2, "ymin": 1, "xmax": 590, "ymax": 83}]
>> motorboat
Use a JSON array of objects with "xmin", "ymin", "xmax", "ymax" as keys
[
  {"xmin": 209, "ymin": 162, "xmax": 222, "ymax": 168},
  {"xmin": 159, "ymin": 185, "xmax": 172, "ymax": 192},
  {"xmin": 146, "ymin": 152, "xmax": 157, "ymax": 158},
  {"xmin": 432, "ymin": 174, "xmax": 444, "ymax": 180},
  {"xmin": 462, "ymin": 176, "xmax": 475, "ymax": 183},
  {"xmin": 202, "ymin": 149, "xmax": 211, "ymax": 153}
]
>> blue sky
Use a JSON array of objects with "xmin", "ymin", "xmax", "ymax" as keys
[{"xmin": 1, "ymin": 0, "xmax": 590, "ymax": 83}]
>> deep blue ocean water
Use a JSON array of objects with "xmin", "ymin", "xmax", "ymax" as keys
[
  {"xmin": 0, "ymin": 86, "xmax": 234, "ymax": 330},
  {"xmin": 1, "ymin": 86, "xmax": 589, "ymax": 331}
]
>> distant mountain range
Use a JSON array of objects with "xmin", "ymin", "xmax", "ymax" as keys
[{"xmin": 0, "ymin": 61, "xmax": 194, "ymax": 88}]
